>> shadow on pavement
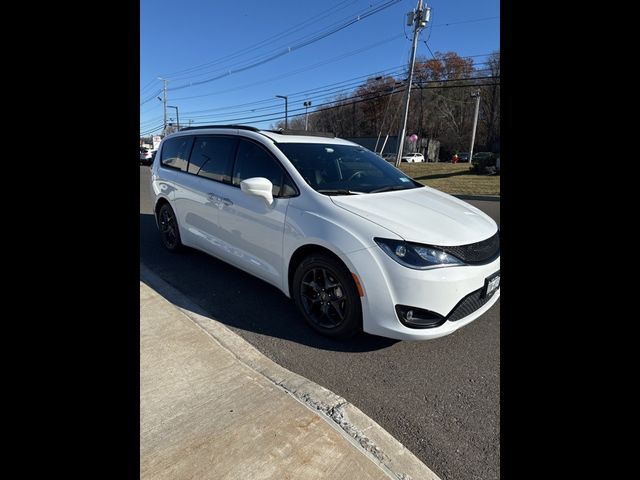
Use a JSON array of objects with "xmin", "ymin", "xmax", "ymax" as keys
[{"xmin": 140, "ymin": 213, "xmax": 397, "ymax": 353}]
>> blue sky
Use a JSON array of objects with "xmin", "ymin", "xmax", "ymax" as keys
[{"xmin": 140, "ymin": 0, "xmax": 499, "ymax": 135}]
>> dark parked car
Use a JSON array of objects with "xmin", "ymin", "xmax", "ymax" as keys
[
  {"xmin": 458, "ymin": 152, "xmax": 470, "ymax": 162},
  {"xmin": 471, "ymin": 152, "xmax": 498, "ymax": 173}
]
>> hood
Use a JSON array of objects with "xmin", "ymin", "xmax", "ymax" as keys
[{"xmin": 330, "ymin": 187, "xmax": 497, "ymax": 246}]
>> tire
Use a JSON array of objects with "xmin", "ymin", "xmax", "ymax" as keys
[
  {"xmin": 157, "ymin": 203, "xmax": 183, "ymax": 252},
  {"xmin": 292, "ymin": 253, "xmax": 362, "ymax": 339}
]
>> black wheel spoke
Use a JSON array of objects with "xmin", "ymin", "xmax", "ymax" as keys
[
  {"xmin": 330, "ymin": 300, "xmax": 345, "ymax": 320},
  {"xmin": 321, "ymin": 269, "xmax": 330, "ymax": 288}
]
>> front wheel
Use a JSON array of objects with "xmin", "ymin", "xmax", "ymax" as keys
[{"xmin": 292, "ymin": 254, "xmax": 362, "ymax": 339}]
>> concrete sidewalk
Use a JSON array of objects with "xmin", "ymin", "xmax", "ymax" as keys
[{"xmin": 140, "ymin": 275, "xmax": 440, "ymax": 480}]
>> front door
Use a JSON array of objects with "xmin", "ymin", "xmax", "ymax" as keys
[{"xmin": 215, "ymin": 139, "xmax": 296, "ymax": 289}]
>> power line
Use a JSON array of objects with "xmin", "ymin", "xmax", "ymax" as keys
[
  {"xmin": 163, "ymin": 1, "xmax": 399, "ymax": 85},
  {"xmin": 431, "ymin": 16, "xmax": 499, "ymax": 28},
  {"xmin": 140, "ymin": 78, "xmax": 160, "ymax": 96},
  {"xmin": 141, "ymin": 78, "xmax": 500, "ymax": 135},
  {"xmin": 140, "ymin": 89, "xmax": 163, "ymax": 106},
  {"xmin": 157, "ymin": 67, "xmax": 496, "ymax": 125},
  {"xmin": 141, "ymin": 58, "xmax": 498, "ymax": 128},
  {"xmin": 159, "ymin": 0, "xmax": 359, "ymax": 80},
  {"xmin": 168, "ymin": 51, "xmax": 497, "ymax": 103},
  {"xmin": 183, "ymin": 77, "xmax": 500, "ymax": 126},
  {"xmin": 166, "ymin": 0, "xmax": 402, "ymax": 92},
  {"xmin": 141, "ymin": 10, "xmax": 499, "ymax": 94},
  {"xmin": 139, "ymin": 122, "xmax": 166, "ymax": 136}
]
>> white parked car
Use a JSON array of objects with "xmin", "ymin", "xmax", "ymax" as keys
[
  {"xmin": 151, "ymin": 126, "xmax": 500, "ymax": 340},
  {"xmin": 401, "ymin": 152, "xmax": 425, "ymax": 163},
  {"xmin": 140, "ymin": 147, "xmax": 153, "ymax": 165}
]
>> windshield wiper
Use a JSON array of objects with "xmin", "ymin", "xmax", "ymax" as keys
[
  {"xmin": 317, "ymin": 189, "xmax": 366, "ymax": 195},
  {"xmin": 369, "ymin": 185, "xmax": 412, "ymax": 193}
]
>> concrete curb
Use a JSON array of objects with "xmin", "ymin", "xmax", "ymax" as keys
[
  {"xmin": 141, "ymin": 262, "xmax": 441, "ymax": 480},
  {"xmin": 453, "ymin": 194, "xmax": 500, "ymax": 202}
]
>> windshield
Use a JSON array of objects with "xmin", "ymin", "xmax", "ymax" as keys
[{"xmin": 275, "ymin": 143, "xmax": 422, "ymax": 195}]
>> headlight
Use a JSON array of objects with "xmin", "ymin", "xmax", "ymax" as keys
[{"xmin": 374, "ymin": 238, "xmax": 464, "ymax": 269}]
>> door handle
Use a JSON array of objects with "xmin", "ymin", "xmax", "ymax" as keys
[{"xmin": 222, "ymin": 198, "xmax": 233, "ymax": 206}]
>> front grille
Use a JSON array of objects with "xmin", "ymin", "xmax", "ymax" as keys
[
  {"xmin": 437, "ymin": 230, "xmax": 500, "ymax": 265},
  {"xmin": 447, "ymin": 286, "xmax": 498, "ymax": 322}
]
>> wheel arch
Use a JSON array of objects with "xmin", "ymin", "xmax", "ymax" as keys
[{"xmin": 287, "ymin": 244, "xmax": 353, "ymax": 299}]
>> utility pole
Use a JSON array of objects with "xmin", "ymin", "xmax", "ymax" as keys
[
  {"xmin": 469, "ymin": 91, "xmax": 481, "ymax": 163},
  {"xmin": 395, "ymin": 0, "xmax": 430, "ymax": 167},
  {"xmin": 158, "ymin": 77, "xmax": 169, "ymax": 136},
  {"xmin": 276, "ymin": 95, "xmax": 288, "ymax": 129},
  {"xmin": 304, "ymin": 101, "xmax": 312, "ymax": 130}
]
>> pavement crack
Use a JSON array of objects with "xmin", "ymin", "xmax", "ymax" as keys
[{"xmin": 274, "ymin": 380, "xmax": 402, "ymax": 476}]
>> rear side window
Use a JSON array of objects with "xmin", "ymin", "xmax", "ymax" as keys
[
  {"xmin": 189, "ymin": 136, "xmax": 237, "ymax": 183},
  {"xmin": 160, "ymin": 136, "xmax": 193, "ymax": 172},
  {"xmin": 232, "ymin": 140, "xmax": 285, "ymax": 196}
]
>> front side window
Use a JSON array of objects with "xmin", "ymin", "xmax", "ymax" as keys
[
  {"xmin": 232, "ymin": 140, "xmax": 286, "ymax": 196},
  {"xmin": 189, "ymin": 136, "xmax": 237, "ymax": 183},
  {"xmin": 275, "ymin": 143, "xmax": 422, "ymax": 194},
  {"xmin": 160, "ymin": 136, "xmax": 193, "ymax": 172}
]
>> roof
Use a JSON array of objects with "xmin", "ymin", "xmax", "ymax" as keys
[
  {"xmin": 166, "ymin": 125, "xmax": 358, "ymax": 146},
  {"xmin": 258, "ymin": 130, "xmax": 357, "ymax": 145}
]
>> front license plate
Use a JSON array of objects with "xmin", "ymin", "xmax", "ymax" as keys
[{"xmin": 483, "ymin": 271, "xmax": 500, "ymax": 298}]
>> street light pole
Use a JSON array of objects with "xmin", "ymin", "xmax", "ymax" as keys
[
  {"xmin": 304, "ymin": 101, "xmax": 312, "ymax": 130},
  {"xmin": 395, "ymin": 0, "xmax": 430, "ymax": 167},
  {"xmin": 469, "ymin": 91, "xmax": 481, "ymax": 163},
  {"xmin": 276, "ymin": 95, "xmax": 288, "ymax": 129},
  {"xmin": 168, "ymin": 105, "xmax": 179, "ymax": 130}
]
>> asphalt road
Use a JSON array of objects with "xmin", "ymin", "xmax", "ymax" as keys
[{"xmin": 140, "ymin": 166, "xmax": 500, "ymax": 480}]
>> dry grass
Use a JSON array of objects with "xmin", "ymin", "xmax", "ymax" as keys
[{"xmin": 398, "ymin": 162, "xmax": 500, "ymax": 196}]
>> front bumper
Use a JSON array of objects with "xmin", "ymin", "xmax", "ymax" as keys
[{"xmin": 347, "ymin": 245, "xmax": 500, "ymax": 340}]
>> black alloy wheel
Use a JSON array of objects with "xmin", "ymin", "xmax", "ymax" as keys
[
  {"xmin": 158, "ymin": 203, "xmax": 182, "ymax": 252},
  {"xmin": 293, "ymin": 253, "xmax": 362, "ymax": 339}
]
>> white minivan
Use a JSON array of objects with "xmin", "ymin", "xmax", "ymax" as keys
[{"xmin": 151, "ymin": 126, "xmax": 500, "ymax": 340}]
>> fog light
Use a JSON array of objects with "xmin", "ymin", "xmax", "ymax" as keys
[{"xmin": 395, "ymin": 305, "xmax": 446, "ymax": 329}]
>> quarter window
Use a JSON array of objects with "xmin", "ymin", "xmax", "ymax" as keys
[{"xmin": 160, "ymin": 136, "xmax": 193, "ymax": 172}]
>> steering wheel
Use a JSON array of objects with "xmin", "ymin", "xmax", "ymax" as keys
[{"xmin": 348, "ymin": 171, "xmax": 366, "ymax": 182}]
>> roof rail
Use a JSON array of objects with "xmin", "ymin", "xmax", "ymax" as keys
[
  {"xmin": 179, "ymin": 124, "xmax": 261, "ymax": 132},
  {"xmin": 266, "ymin": 128, "xmax": 336, "ymax": 138}
]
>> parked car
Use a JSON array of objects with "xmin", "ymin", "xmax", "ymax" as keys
[
  {"xmin": 401, "ymin": 152, "xmax": 425, "ymax": 163},
  {"xmin": 471, "ymin": 152, "xmax": 498, "ymax": 173},
  {"xmin": 458, "ymin": 152, "xmax": 470, "ymax": 162},
  {"xmin": 151, "ymin": 126, "xmax": 500, "ymax": 341},
  {"xmin": 140, "ymin": 147, "xmax": 153, "ymax": 165}
]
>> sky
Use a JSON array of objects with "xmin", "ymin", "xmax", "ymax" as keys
[{"xmin": 140, "ymin": 0, "xmax": 500, "ymax": 136}]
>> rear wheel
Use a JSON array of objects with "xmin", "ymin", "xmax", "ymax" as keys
[
  {"xmin": 292, "ymin": 253, "xmax": 362, "ymax": 339},
  {"xmin": 157, "ymin": 203, "xmax": 183, "ymax": 252}
]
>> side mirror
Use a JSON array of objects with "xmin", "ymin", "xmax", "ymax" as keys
[{"xmin": 240, "ymin": 177, "xmax": 274, "ymax": 205}]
